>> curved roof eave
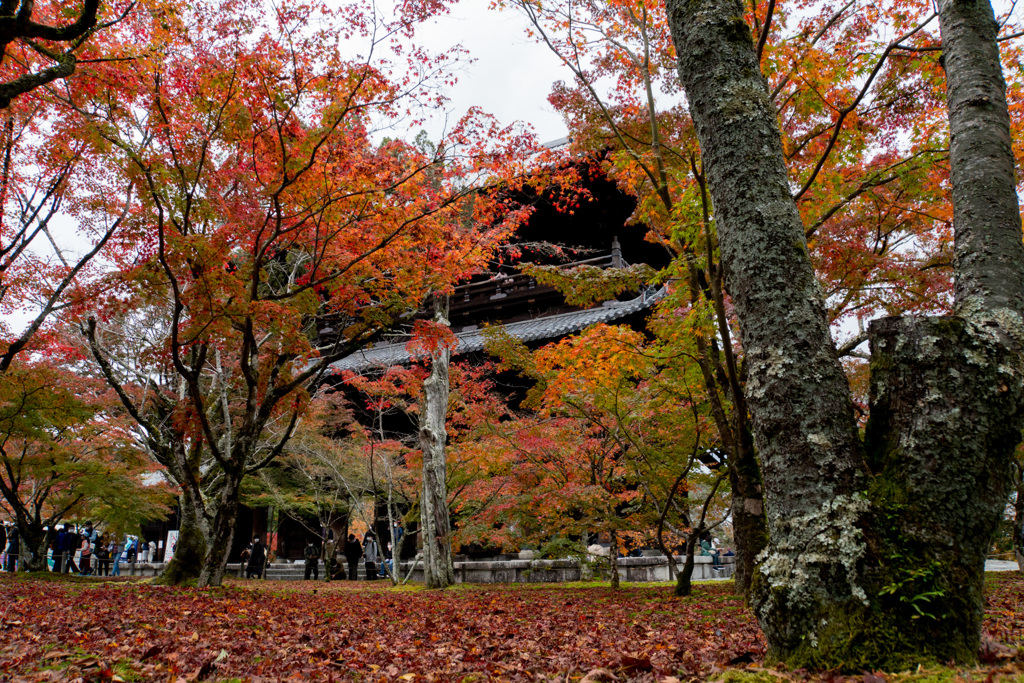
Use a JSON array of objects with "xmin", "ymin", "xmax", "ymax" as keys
[{"xmin": 330, "ymin": 287, "xmax": 665, "ymax": 375}]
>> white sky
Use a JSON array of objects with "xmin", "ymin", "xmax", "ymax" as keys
[{"xmin": 409, "ymin": 3, "xmax": 572, "ymax": 145}]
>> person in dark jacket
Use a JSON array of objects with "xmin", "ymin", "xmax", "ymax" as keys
[
  {"xmin": 95, "ymin": 535, "xmax": 110, "ymax": 576},
  {"xmin": 60, "ymin": 526, "xmax": 79, "ymax": 573},
  {"xmin": 343, "ymin": 534, "xmax": 361, "ymax": 581},
  {"xmin": 3, "ymin": 524, "xmax": 19, "ymax": 572},
  {"xmin": 246, "ymin": 537, "xmax": 266, "ymax": 579},
  {"xmin": 53, "ymin": 526, "xmax": 68, "ymax": 573},
  {"xmin": 303, "ymin": 539, "xmax": 320, "ymax": 580}
]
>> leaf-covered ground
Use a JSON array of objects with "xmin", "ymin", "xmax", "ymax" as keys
[{"xmin": 0, "ymin": 572, "xmax": 1022, "ymax": 682}]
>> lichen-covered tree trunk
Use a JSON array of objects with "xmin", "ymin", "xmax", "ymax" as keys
[
  {"xmin": 861, "ymin": 316, "xmax": 1023, "ymax": 665},
  {"xmin": 157, "ymin": 489, "xmax": 207, "ymax": 586},
  {"xmin": 419, "ymin": 301, "xmax": 455, "ymax": 589},
  {"xmin": 665, "ymin": 0, "xmax": 869, "ymax": 658},
  {"xmin": 665, "ymin": 0, "xmax": 1024, "ymax": 668}
]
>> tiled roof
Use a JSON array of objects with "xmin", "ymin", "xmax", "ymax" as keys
[{"xmin": 331, "ymin": 288, "xmax": 663, "ymax": 374}]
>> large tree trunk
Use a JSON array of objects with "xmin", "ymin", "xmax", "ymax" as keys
[
  {"xmin": 20, "ymin": 523, "xmax": 49, "ymax": 573},
  {"xmin": 860, "ymin": 316, "xmax": 1023, "ymax": 665},
  {"xmin": 666, "ymin": 0, "xmax": 868, "ymax": 660},
  {"xmin": 157, "ymin": 489, "xmax": 207, "ymax": 586},
  {"xmin": 665, "ymin": 0, "xmax": 1024, "ymax": 669},
  {"xmin": 198, "ymin": 472, "xmax": 241, "ymax": 588},
  {"xmin": 419, "ymin": 300, "xmax": 455, "ymax": 589}
]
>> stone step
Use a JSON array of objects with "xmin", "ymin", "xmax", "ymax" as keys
[{"xmin": 258, "ymin": 563, "xmax": 386, "ymax": 581}]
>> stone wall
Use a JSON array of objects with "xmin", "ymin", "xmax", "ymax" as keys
[
  {"xmin": 399, "ymin": 554, "xmax": 735, "ymax": 584},
  {"xmin": 137, "ymin": 555, "xmax": 736, "ymax": 583}
]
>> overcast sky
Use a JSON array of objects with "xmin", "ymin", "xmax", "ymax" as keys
[{"xmin": 409, "ymin": 3, "xmax": 572, "ymax": 146}]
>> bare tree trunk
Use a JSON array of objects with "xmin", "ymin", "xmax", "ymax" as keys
[
  {"xmin": 608, "ymin": 530, "xmax": 620, "ymax": 589},
  {"xmin": 937, "ymin": 0, "xmax": 1024, "ymax": 324},
  {"xmin": 419, "ymin": 297, "xmax": 455, "ymax": 589},
  {"xmin": 382, "ymin": 455, "xmax": 401, "ymax": 585},
  {"xmin": 1016, "ymin": 484, "xmax": 1024, "ymax": 577},
  {"xmin": 665, "ymin": 0, "xmax": 1024, "ymax": 668},
  {"xmin": 677, "ymin": 534, "xmax": 700, "ymax": 597},
  {"xmin": 729, "ymin": 430, "xmax": 767, "ymax": 597},
  {"xmin": 198, "ymin": 471, "xmax": 241, "ymax": 588}
]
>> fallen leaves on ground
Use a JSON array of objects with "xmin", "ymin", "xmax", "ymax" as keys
[{"xmin": 0, "ymin": 572, "xmax": 1021, "ymax": 682}]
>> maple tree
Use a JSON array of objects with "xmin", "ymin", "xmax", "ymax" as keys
[
  {"xmin": 62, "ymin": 0, "xmax": 534, "ymax": 588},
  {"xmin": 664, "ymin": 0, "xmax": 1024, "ymax": 668},
  {"xmin": 259, "ymin": 377, "xmax": 424, "ymax": 584},
  {"xmin": 0, "ymin": 358, "xmax": 170, "ymax": 572},
  {"xmin": 333, "ymin": 354, "xmax": 520, "ymax": 583},
  {"xmin": 78, "ymin": 302, "xmax": 217, "ymax": 585},
  {"xmin": 0, "ymin": 74, "xmax": 135, "ymax": 372},
  {"xmin": 249, "ymin": 392, "xmax": 363, "ymax": 550},
  {"xmin": 478, "ymin": 322, "xmax": 732, "ymax": 593},
  {"xmin": 0, "ymin": 0, "xmax": 147, "ymax": 381},
  {"xmin": 255, "ymin": 349, "xmax": 530, "ymax": 587}
]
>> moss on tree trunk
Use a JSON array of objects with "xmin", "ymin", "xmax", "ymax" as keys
[
  {"xmin": 156, "ymin": 490, "xmax": 206, "ymax": 586},
  {"xmin": 755, "ymin": 317, "xmax": 1024, "ymax": 670}
]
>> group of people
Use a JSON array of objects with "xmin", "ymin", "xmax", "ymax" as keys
[
  {"xmin": 340, "ymin": 525, "xmax": 402, "ymax": 581},
  {"xmin": 698, "ymin": 533, "xmax": 735, "ymax": 571},
  {"xmin": 52, "ymin": 523, "xmax": 150, "ymax": 576},
  {"xmin": 241, "ymin": 524, "xmax": 404, "ymax": 582},
  {"xmin": 0, "ymin": 521, "xmax": 155, "ymax": 576},
  {"xmin": 308, "ymin": 527, "xmax": 401, "ymax": 581},
  {"xmin": 345, "ymin": 525, "xmax": 406, "ymax": 581}
]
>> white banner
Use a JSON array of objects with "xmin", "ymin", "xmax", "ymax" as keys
[{"xmin": 165, "ymin": 530, "xmax": 179, "ymax": 562}]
